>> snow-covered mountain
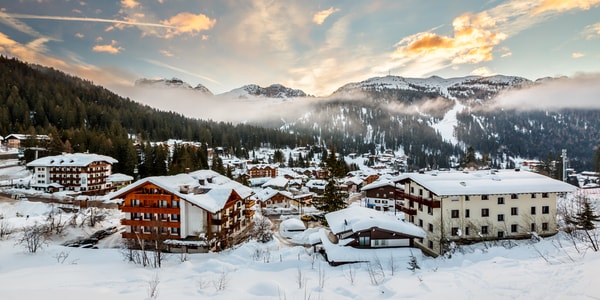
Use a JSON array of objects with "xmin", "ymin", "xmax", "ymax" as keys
[
  {"xmin": 134, "ymin": 78, "xmax": 213, "ymax": 95},
  {"xmin": 332, "ymin": 75, "xmax": 532, "ymax": 100},
  {"xmin": 218, "ymin": 84, "xmax": 310, "ymax": 99}
]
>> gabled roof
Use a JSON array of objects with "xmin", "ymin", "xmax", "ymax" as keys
[
  {"xmin": 261, "ymin": 176, "xmax": 289, "ymax": 188},
  {"xmin": 392, "ymin": 169, "xmax": 576, "ymax": 196},
  {"xmin": 360, "ymin": 179, "xmax": 398, "ymax": 191},
  {"xmin": 27, "ymin": 153, "xmax": 118, "ymax": 167},
  {"xmin": 5, "ymin": 134, "xmax": 50, "ymax": 140},
  {"xmin": 110, "ymin": 169, "xmax": 254, "ymax": 213},
  {"xmin": 325, "ymin": 206, "xmax": 425, "ymax": 238}
]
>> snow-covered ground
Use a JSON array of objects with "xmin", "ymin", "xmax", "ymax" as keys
[{"xmin": 0, "ymin": 193, "xmax": 599, "ymax": 300}]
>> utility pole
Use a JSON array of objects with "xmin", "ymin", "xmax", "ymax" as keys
[{"xmin": 561, "ymin": 149, "xmax": 567, "ymax": 182}]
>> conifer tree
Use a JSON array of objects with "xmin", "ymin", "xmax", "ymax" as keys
[{"xmin": 569, "ymin": 197, "xmax": 600, "ymax": 251}]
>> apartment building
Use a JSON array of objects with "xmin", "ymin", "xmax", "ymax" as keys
[
  {"xmin": 395, "ymin": 169, "xmax": 576, "ymax": 256},
  {"xmin": 27, "ymin": 153, "xmax": 118, "ymax": 195},
  {"xmin": 111, "ymin": 169, "xmax": 256, "ymax": 252}
]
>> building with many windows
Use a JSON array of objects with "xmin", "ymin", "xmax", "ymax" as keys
[
  {"xmin": 395, "ymin": 169, "xmax": 576, "ymax": 256},
  {"xmin": 27, "ymin": 153, "xmax": 118, "ymax": 195},
  {"xmin": 111, "ymin": 170, "xmax": 256, "ymax": 252}
]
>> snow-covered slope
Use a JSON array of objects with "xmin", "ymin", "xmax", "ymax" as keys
[
  {"xmin": 218, "ymin": 84, "xmax": 310, "ymax": 99},
  {"xmin": 134, "ymin": 78, "xmax": 213, "ymax": 95},
  {"xmin": 332, "ymin": 75, "xmax": 532, "ymax": 100}
]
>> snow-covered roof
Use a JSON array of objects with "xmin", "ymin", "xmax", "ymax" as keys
[
  {"xmin": 27, "ymin": 153, "xmax": 118, "ymax": 167},
  {"xmin": 393, "ymin": 170, "xmax": 576, "ymax": 196},
  {"xmin": 280, "ymin": 218, "xmax": 306, "ymax": 231},
  {"xmin": 110, "ymin": 169, "xmax": 254, "ymax": 214},
  {"xmin": 360, "ymin": 179, "xmax": 398, "ymax": 191},
  {"xmin": 5, "ymin": 134, "xmax": 50, "ymax": 140},
  {"xmin": 107, "ymin": 173, "xmax": 134, "ymax": 183},
  {"xmin": 261, "ymin": 176, "xmax": 289, "ymax": 188},
  {"xmin": 344, "ymin": 176, "xmax": 363, "ymax": 185},
  {"xmin": 325, "ymin": 206, "xmax": 425, "ymax": 238}
]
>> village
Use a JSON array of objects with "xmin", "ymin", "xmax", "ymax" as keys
[{"xmin": 0, "ymin": 133, "xmax": 596, "ymax": 263}]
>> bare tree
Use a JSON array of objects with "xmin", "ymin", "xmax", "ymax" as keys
[
  {"xmin": 343, "ymin": 264, "xmax": 357, "ymax": 285},
  {"xmin": 252, "ymin": 215, "xmax": 273, "ymax": 243},
  {"xmin": 0, "ymin": 220, "xmax": 14, "ymax": 239},
  {"xmin": 147, "ymin": 272, "xmax": 160, "ymax": 300},
  {"xmin": 212, "ymin": 269, "xmax": 230, "ymax": 292},
  {"xmin": 16, "ymin": 223, "xmax": 48, "ymax": 253}
]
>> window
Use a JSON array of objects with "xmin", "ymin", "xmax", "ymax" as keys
[
  {"xmin": 171, "ymin": 214, "xmax": 179, "ymax": 221},
  {"xmin": 451, "ymin": 209, "xmax": 459, "ymax": 218},
  {"xmin": 482, "ymin": 195, "xmax": 489, "ymax": 200},
  {"xmin": 531, "ymin": 206, "xmax": 536, "ymax": 215},
  {"xmin": 428, "ymin": 207, "xmax": 433, "ymax": 215},
  {"xmin": 542, "ymin": 206, "xmax": 550, "ymax": 214},
  {"xmin": 428, "ymin": 240, "xmax": 434, "ymax": 249},
  {"xmin": 159, "ymin": 200, "xmax": 168, "ymax": 208},
  {"xmin": 131, "ymin": 199, "xmax": 140, "ymax": 207},
  {"xmin": 465, "ymin": 195, "xmax": 470, "ymax": 201},
  {"xmin": 481, "ymin": 208, "xmax": 489, "ymax": 217},
  {"xmin": 418, "ymin": 219, "xmax": 423, "ymax": 227},
  {"xmin": 497, "ymin": 214, "xmax": 504, "ymax": 222},
  {"xmin": 511, "ymin": 224, "xmax": 518, "ymax": 233},
  {"xmin": 143, "ymin": 226, "xmax": 151, "ymax": 233},
  {"xmin": 531, "ymin": 193, "xmax": 537, "ymax": 199},
  {"xmin": 542, "ymin": 193, "xmax": 549, "ymax": 198},
  {"xmin": 465, "ymin": 209, "xmax": 470, "ymax": 218},
  {"xmin": 498, "ymin": 231, "xmax": 505, "ymax": 238},
  {"xmin": 144, "ymin": 213, "xmax": 152, "ymax": 220},
  {"xmin": 419, "ymin": 189, "xmax": 423, "ymax": 196},
  {"xmin": 531, "ymin": 223, "xmax": 536, "ymax": 232},
  {"xmin": 410, "ymin": 187, "xmax": 414, "ymax": 193},
  {"xmin": 511, "ymin": 207, "xmax": 518, "ymax": 216},
  {"xmin": 542, "ymin": 222, "xmax": 549, "ymax": 231},
  {"xmin": 171, "ymin": 227, "xmax": 179, "ymax": 234},
  {"xmin": 511, "ymin": 194, "xmax": 518, "ymax": 199},
  {"xmin": 410, "ymin": 200, "xmax": 415, "ymax": 208},
  {"xmin": 451, "ymin": 227, "xmax": 459, "ymax": 236},
  {"xmin": 172, "ymin": 200, "xmax": 179, "ymax": 208},
  {"xmin": 418, "ymin": 203, "xmax": 423, "ymax": 211},
  {"xmin": 464, "ymin": 227, "xmax": 470, "ymax": 236},
  {"xmin": 481, "ymin": 226, "xmax": 489, "ymax": 235},
  {"xmin": 131, "ymin": 212, "xmax": 140, "ymax": 220},
  {"xmin": 497, "ymin": 197, "xmax": 505, "ymax": 205},
  {"xmin": 359, "ymin": 236, "xmax": 370, "ymax": 246},
  {"xmin": 428, "ymin": 223, "xmax": 434, "ymax": 232}
]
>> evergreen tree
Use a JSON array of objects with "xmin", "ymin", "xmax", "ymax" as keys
[{"xmin": 568, "ymin": 197, "xmax": 600, "ymax": 251}]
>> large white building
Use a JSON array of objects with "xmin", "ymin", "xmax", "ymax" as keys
[
  {"xmin": 395, "ymin": 169, "xmax": 576, "ymax": 256},
  {"xmin": 27, "ymin": 153, "xmax": 118, "ymax": 195}
]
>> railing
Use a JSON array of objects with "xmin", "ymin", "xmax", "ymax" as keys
[
  {"xmin": 121, "ymin": 206, "xmax": 180, "ymax": 214},
  {"xmin": 397, "ymin": 203, "xmax": 417, "ymax": 215},
  {"xmin": 121, "ymin": 219, "xmax": 181, "ymax": 227},
  {"xmin": 121, "ymin": 232, "xmax": 180, "ymax": 240},
  {"xmin": 398, "ymin": 192, "xmax": 441, "ymax": 208}
]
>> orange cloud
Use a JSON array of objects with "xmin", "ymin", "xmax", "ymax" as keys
[
  {"xmin": 92, "ymin": 40, "xmax": 122, "ymax": 54},
  {"xmin": 313, "ymin": 7, "xmax": 340, "ymax": 25},
  {"xmin": 533, "ymin": 0, "xmax": 600, "ymax": 15},
  {"xmin": 161, "ymin": 13, "xmax": 216, "ymax": 38},
  {"xmin": 121, "ymin": 0, "xmax": 140, "ymax": 9},
  {"xmin": 583, "ymin": 22, "xmax": 600, "ymax": 39},
  {"xmin": 395, "ymin": 12, "xmax": 507, "ymax": 65},
  {"xmin": 572, "ymin": 52, "xmax": 585, "ymax": 58}
]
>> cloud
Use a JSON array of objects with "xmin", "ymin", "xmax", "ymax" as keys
[
  {"xmin": 9, "ymin": 13, "xmax": 177, "ymax": 29},
  {"xmin": 490, "ymin": 73, "xmax": 600, "ymax": 110},
  {"xmin": 313, "ymin": 7, "xmax": 340, "ymax": 25},
  {"xmin": 532, "ymin": 0, "xmax": 600, "ymax": 15},
  {"xmin": 121, "ymin": 0, "xmax": 140, "ymax": 9},
  {"xmin": 75, "ymin": 32, "xmax": 85, "ymax": 38},
  {"xmin": 160, "ymin": 12, "xmax": 216, "ymax": 38},
  {"xmin": 92, "ymin": 40, "xmax": 122, "ymax": 54},
  {"xmin": 159, "ymin": 50, "xmax": 174, "ymax": 57},
  {"xmin": 393, "ymin": 12, "xmax": 507, "ymax": 65},
  {"xmin": 572, "ymin": 52, "xmax": 585, "ymax": 58},
  {"xmin": 582, "ymin": 22, "xmax": 600, "ymax": 39}
]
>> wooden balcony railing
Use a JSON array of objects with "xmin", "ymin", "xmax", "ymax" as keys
[
  {"xmin": 121, "ymin": 206, "xmax": 180, "ymax": 214},
  {"xmin": 398, "ymin": 192, "xmax": 441, "ymax": 208},
  {"xmin": 121, "ymin": 219, "xmax": 180, "ymax": 228}
]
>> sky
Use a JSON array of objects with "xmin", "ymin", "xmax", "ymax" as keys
[{"xmin": 0, "ymin": 0, "xmax": 599, "ymax": 96}]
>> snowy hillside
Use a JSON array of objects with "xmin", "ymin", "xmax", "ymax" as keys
[
  {"xmin": 134, "ymin": 78, "xmax": 213, "ymax": 95},
  {"xmin": 218, "ymin": 84, "xmax": 310, "ymax": 99}
]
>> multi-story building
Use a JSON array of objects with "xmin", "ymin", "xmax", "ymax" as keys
[
  {"xmin": 247, "ymin": 164, "xmax": 278, "ymax": 178},
  {"xmin": 111, "ymin": 170, "xmax": 256, "ymax": 252},
  {"xmin": 27, "ymin": 153, "xmax": 118, "ymax": 195},
  {"xmin": 395, "ymin": 169, "xmax": 576, "ymax": 256},
  {"xmin": 361, "ymin": 180, "xmax": 402, "ymax": 211},
  {"xmin": 5, "ymin": 134, "xmax": 50, "ymax": 149}
]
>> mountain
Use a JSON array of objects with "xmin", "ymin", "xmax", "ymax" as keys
[
  {"xmin": 134, "ymin": 78, "xmax": 213, "ymax": 95},
  {"xmin": 218, "ymin": 83, "xmax": 310, "ymax": 99},
  {"xmin": 331, "ymin": 75, "xmax": 532, "ymax": 101}
]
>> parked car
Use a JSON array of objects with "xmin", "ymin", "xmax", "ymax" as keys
[
  {"xmin": 90, "ymin": 230, "xmax": 108, "ymax": 240},
  {"xmin": 104, "ymin": 226, "xmax": 118, "ymax": 234}
]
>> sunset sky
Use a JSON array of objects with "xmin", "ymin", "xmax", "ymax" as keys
[{"xmin": 1, "ymin": 0, "xmax": 599, "ymax": 96}]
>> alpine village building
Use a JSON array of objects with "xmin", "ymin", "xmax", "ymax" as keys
[
  {"xmin": 27, "ymin": 153, "xmax": 118, "ymax": 195},
  {"xmin": 111, "ymin": 169, "xmax": 256, "ymax": 253},
  {"xmin": 394, "ymin": 169, "xmax": 576, "ymax": 256}
]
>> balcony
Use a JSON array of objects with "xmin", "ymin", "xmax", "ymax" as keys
[
  {"xmin": 245, "ymin": 210, "xmax": 255, "ymax": 218},
  {"xmin": 121, "ymin": 232, "xmax": 180, "ymax": 240},
  {"xmin": 245, "ymin": 200, "xmax": 256, "ymax": 209},
  {"xmin": 121, "ymin": 206, "xmax": 180, "ymax": 214},
  {"xmin": 397, "ymin": 203, "xmax": 417, "ymax": 215},
  {"xmin": 398, "ymin": 192, "xmax": 441, "ymax": 208},
  {"xmin": 121, "ymin": 219, "xmax": 180, "ymax": 227}
]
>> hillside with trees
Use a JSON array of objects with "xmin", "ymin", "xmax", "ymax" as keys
[{"xmin": 0, "ymin": 56, "xmax": 314, "ymax": 176}]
